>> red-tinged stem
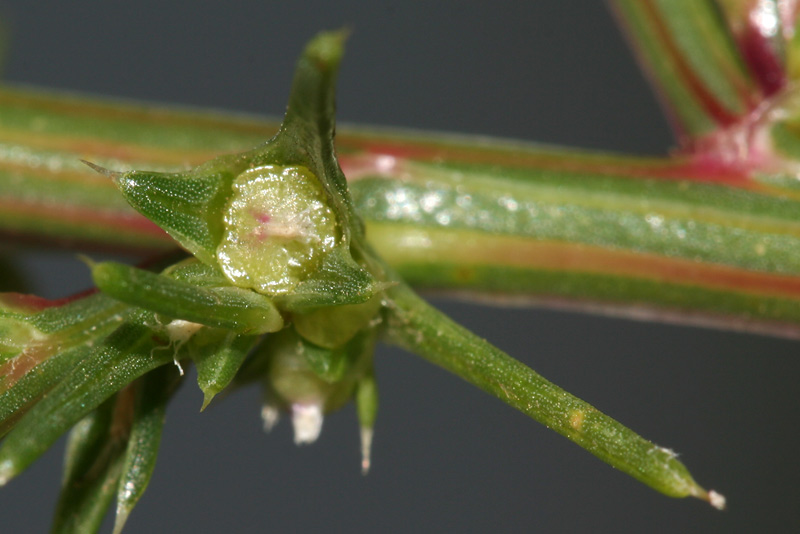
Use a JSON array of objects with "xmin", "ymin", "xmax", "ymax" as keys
[
  {"xmin": 6, "ymin": 86, "xmax": 800, "ymax": 337},
  {"xmin": 337, "ymin": 137, "xmax": 756, "ymax": 188},
  {"xmin": 0, "ymin": 288, "xmax": 98, "ymax": 313}
]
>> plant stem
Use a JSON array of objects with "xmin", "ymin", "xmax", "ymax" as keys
[{"xmin": 5, "ymin": 85, "xmax": 800, "ymax": 336}]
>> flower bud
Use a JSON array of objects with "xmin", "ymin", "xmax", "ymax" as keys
[
  {"xmin": 258, "ymin": 325, "xmax": 375, "ymax": 447},
  {"xmin": 216, "ymin": 164, "xmax": 340, "ymax": 295}
]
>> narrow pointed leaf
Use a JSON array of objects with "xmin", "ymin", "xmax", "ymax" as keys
[
  {"xmin": 274, "ymin": 29, "xmax": 359, "ymax": 238},
  {"xmin": 384, "ymin": 282, "xmax": 722, "ymax": 507},
  {"xmin": 109, "ymin": 155, "xmax": 244, "ymax": 265},
  {"xmin": 0, "ymin": 292, "xmax": 125, "ymax": 373},
  {"xmin": 91, "ymin": 261, "xmax": 283, "ymax": 334},
  {"xmin": 53, "ymin": 394, "xmax": 130, "ymax": 534},
  {"xmin": 54, "ymin": 447, "xmax": 122, "ymax": 534},
  {"xmin": 114, "ymin": 365, "xmax": 183, "ymax": 534},
  {"xmin": 190, "ymin": 330, "xmax": 260, "ymax": 410},
  {"xmin": 0, "ymin": 320, "xmax": 173, "ymax": 485},
  {"xmin": 0, "ymin": 293, "xmax": 127, "ymax": 436},
  {"xmin": 60, "ymin": 395, "xmax": 118, "ymax": 487},
  {"xmin": 0, "ymin": 344, "xmax": 95, "ymax": 438}
]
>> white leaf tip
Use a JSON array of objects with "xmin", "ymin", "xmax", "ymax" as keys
[
  {"xmin": 260, "ymin": 404, "xmax": 280, "ymax": 432},
  {"xmin": 0, "ymin": 460, "xmax": 14, "ymax": 486},
  {"xmin": 112, "ymin": 509, "xmax": 130, "ymax": 534},
  {"xmin": 360, "ymin": 426, "xmax": 374, "ymax": 475},
  {"xmin": 291, "ymin": 403, "xmax": 323, "ymax": 444},
  {"xmin": 708, "ymin": 490, "xmax": 726, "ymax": 510},
  {"xmin": 80, "ymin": 159, "xmax": 119, "ymax": 179}
]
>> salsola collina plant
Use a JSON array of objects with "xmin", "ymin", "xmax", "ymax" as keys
[{"xmin": 3, "ymin": 1, "xmax": 800, "ymax": 530}]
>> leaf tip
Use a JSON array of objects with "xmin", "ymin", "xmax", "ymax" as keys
[
  {"xmin": 291, "ymin": 403, "xmax": 323, "ymax": 445},
  {"xmin": 112, "ymin": 507, "xmax": 130, "ymax": 534},
  {"xmin": 0, "ymin": 459, "xmax": 15, "ymax": 487},
  {"xmin": 306, "ymin": 28, "xmax": 350, "ymax": 67},
  {"xmin": 707, "ymin": 489, "xmax": 726, "ymax": 510},
  {"xmin": 360, "ymin": 426, "xmax": 373, "ymax": 475},
  {"xmin": 260, "ymin": 403, "xmax": 280, "ymax": 432},
  {"xmin": 80, "ymin": 159, "xmax": 121, "ymax": 180},
  {"xmin": 690, "ymin": 484, "xmax": 726, "ymax": 510},
  {"xmin": 76, "ymin": 253, "xmax": 97, "ymax": 270},
  {"xmin": 199, "ymin": 391, "xmax": 216, "ymax": 412}
]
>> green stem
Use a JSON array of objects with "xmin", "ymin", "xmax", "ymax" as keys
[{"xmin": 6, "ymin": 86, "xmax": 800, "ymax": 336}]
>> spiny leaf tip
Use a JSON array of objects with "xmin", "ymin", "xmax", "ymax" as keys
[
  {"xmin": 80, "ymin": 159, "xmax": 122, "ymax": 179},
  {"xmin": 707, "ymin": 490, "xmax": 726, "ymax": 510}
]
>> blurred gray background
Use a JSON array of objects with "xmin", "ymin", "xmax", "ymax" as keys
[{"xmin": 1, "ymin": 1, "xmax": 798, "ymax": 532}]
